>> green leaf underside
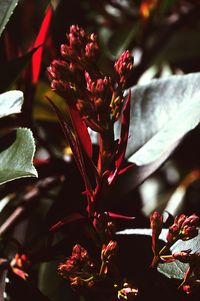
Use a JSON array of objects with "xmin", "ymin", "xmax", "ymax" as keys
[
  {"xmin": 0, "ymin": 90, "xmax": 23, "ymax": 118},
  {"xmin": 0, "ymin": 128, "xmax": 38, "ymax": 184},
  {"xmin": 121, "ymin": 72, "xmax": 200, "ymax": 165},
  {"xmin": 0, "ymin": 0, "xmax": 19, "ymax": 37}
]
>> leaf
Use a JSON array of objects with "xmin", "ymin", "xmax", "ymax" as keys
[
  {"xmin": 49, "ymin": 212, "xmax": 86, "ymax": 232},
  {"xmin": 0, "ymin": 0, "xmax": 19, "ymax": 37},
  {"xmin": 32, "ymin": 5, "xmax": 53, "ymax": 83},
  {"xmin": 0, "ymin": 47, "xmax": 39, "ymax": 92},
  {"xmin": 124, "ymin": 73, "xmax": 200, "ymax": 165},
  {"xmin": 107, "ymin": 22, "xmax": 139, "ymax": 59},
  {"xmin": 0, "ymin": 128, "xmax": 38, "ymax": 184},
  {"xmin": 0, "ymin": 90, "xmax": 23, "ymax": 118},
  {"xmin": 38, "ymin": 261, "xmax": 78, "ymax": 301},
  {"xmin": 119, "ymin": 228, "xmax": 200, "ymax": 280},
  {"xmin": 68, "ymin": 105, "xmax": 93, "ymax": 159},
  {"xmin": 158, "ymin": 232, "xmax": 200, "ymax": 280},
  {"xmin": 156, "ymin": 27, "xmax": 200, "ymax": 64},
  {"xmin": 108, "ymin": 138, "xmax": 180, "ymax": 197}
]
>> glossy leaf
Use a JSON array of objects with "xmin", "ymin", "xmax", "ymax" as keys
[
  {"xmin": 0, "ymin": 90, "xmax": 23, "ymax": 118},
  {"xmin": 124, "ymin": 73, "xmax": 200, "ymax": 165},
  {"xmin": 0, "ymin": 0, "xmax": 19, "ymax": 37},
  {"xmin": 0, "ymin": 128, "xmax": 38, "ymax": 184}
]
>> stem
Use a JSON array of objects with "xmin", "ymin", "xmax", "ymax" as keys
[
  {"xmin": 98, "ymin": 123, "xmax": 115, "ymax": 176},
  {"xmin": 99, "ymin": 260, "xmax": 107, "ymax": 276}
]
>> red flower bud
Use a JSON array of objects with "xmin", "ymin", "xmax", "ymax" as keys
[{"xmin": 150, "ymin": 211, "xmax": 163, "ymax": 255}]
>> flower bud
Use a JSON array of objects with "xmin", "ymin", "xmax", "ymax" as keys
[
  {"xmin": 114, "ymin": 50, "xmax": 134, "ymax": 86},
  {"xmin": 150, "ymin": 211, "xmax": 163, "ymax": 255},
  {"xmin": 172, "ymin": 250, "xmax": 192, "ymax": 263}
]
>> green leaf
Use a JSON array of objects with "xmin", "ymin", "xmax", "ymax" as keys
[
  {"xmin": 156, "ymin": 28, "xmax": 200, "ymax": 64},
  {"xmin": 124, "ymin": 72, "xmax": 200, "ymax": 165},
  {"xmin": 0, "ymin": 47, "xmax": 39, "ymax": 92},
  {"xmin": 0, "ymin": 0, "xmax": 19, "ymax": 37},
  {"xmin": 0, "ymin": 128, "xmax": 38, "ymax": 184},
  {"xmin": 107, "ymin": 22, "xmax": 139, "ymax": 59},
  {"xmin": 38, "ymin": 261, "xmax": 78, "ymax": 301},
  {"xmin": 0, "ymin": 90, "xmax": 23, "ymax": 118},
  {"xmin": 158, "ymin": 232, "xmax": 200, "ymax": 280}
]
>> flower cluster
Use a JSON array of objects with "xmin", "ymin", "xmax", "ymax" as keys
[{"xmin": 47, "ymin": 25, "xmax": 134, "ymax": 130}]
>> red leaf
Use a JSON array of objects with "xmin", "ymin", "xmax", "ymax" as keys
[
  {"xmin": 106, "ymin": 211, "xmax": 135, "ymax": 220},
  {"xmin": 46, "ymin": 96, "xmax": 83, "ymax": 176},
  {"xmin": 32, "ymin": 5, "xmax": 53, "ymax": 83},
  {"xmin": 46, "ymin": 97, "xmax": 94, "ymax": 206},
  {"xmin": 49, "ymin": 213, "xmax": 86, "ymax": 232},
  {"xmin": 68, "ymin": 105, "xmax": 93, "ymax": 159}
]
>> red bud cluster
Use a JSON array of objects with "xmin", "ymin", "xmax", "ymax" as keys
[
  {"xmin": 58, "ymin": 244, "xmax": 94, "ymax": 278},
  {"xmin": 114, "ymin": 50, "xmax": 134, "ymax": 87},
  {"xmin": 167, "ymin": 213, "xmax": 199, "ymax": 243},
  {"xmin": 48, "ymin": 25, "xmax": 134, "ymax": 130}
]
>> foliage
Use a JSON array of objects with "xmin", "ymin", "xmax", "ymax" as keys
[{"xmin": 0, "ymin": 1, "xmax": 200, "ymax": 301}]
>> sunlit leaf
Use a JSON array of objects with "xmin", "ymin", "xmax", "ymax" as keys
[
  {"xmin": 0, "ymin": 128, "xmax": 38, "ymax": 184},
  {"xmin": 0, "ymin": 90, "xmax": 23, "ymax": 118},
  {"xmin": 0, "ymin": 0, "xmax": 19, "ymax": 37},
  {"xmin": 125, "ymin": 73, "xmax": 200, "ymax": 165}
]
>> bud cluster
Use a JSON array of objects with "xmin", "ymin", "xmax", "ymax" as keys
[
  {"xmin": 167, "ymin": 214, "xmax": 199, "ymax": 243},
  {"xmin": 58, "ymin": 244, "xmax": 94, "ymax": 281},
  {"xmin": 101, "ymin": 240, "xmax": 117, "ymax": 262},
  {"xmin": 48, "ymin": 25, "xmax": 134, "ymax": 130},
  {"xmin": 114, "ymin": 50, "xmax": 134, "ymax": 87}
]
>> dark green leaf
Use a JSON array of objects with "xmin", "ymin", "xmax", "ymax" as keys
[
  {"xmin": 0, "ymin": 128, "xmax": 38, "ymax": 184},
  {"xmin": 0, "ymin": 47, "xmax": 39, "ymax": 92},
  {"xmin": 0, "ymin": 0, "xmax": 19, "ymax": 37},
  {"xmin": 38, "ymin": 261, "xmax": 78, "ymax": 301}
]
